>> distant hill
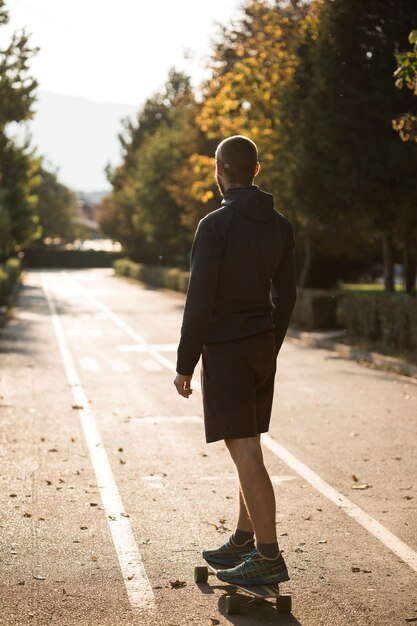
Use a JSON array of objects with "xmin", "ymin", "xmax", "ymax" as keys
[{"xmin": 30, "ymin": 91, "xmax": 137, "ymax": 192}]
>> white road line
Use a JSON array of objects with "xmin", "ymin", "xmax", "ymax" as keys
[
  {"xmin": 199, "ymin": 475, "xmax": 296, "ymax": 484},
  {"xmin": 141, "ymin": 359, "xmax": 163, "ymax": 372},
  {"xmin": 41, "ymin": 275, "xmax": 155, "ymax": 612},
  {"xmin": 62, "ymin": 271, "xmax": 417, "ymax": 574},
  {"xmin": 118, "ymin": 344, "xmax": 178, "ymax": 353},
  {"xmin": 108, "ymin": 359, "xmax": 130, "ymax": 373},
  {"xmin": 78, "ymin": 356, "xmax": 100, "ymax": 373},
  {"xmin": 262, "ymin": 435, "xmax": 417, "ymax": 572},
  {"xmin": 135, "ymin": 416, "xmax": 202, "ymax": 425}
]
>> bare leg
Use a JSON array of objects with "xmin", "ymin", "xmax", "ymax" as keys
[
  {"xmin": 236, "ymin": 484, "xmax": 253, "ymax": 532},
  {"xmin": 226, "ymin": 435, "xmax": 277, "ymax": 545}
]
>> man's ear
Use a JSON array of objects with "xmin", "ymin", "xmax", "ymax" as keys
[
  {"xmin": 254, "ymin": 162, "xmax": 261, "ymax": 178},
  {"xmin": 216, "ymin": 159, "xmax": 225, "ymax": 177}
]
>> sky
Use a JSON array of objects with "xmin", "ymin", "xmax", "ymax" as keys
[
  {"xmin": 6, "ymin": 0, "xmax": 243, "ymax": 105},
  {"xmin": 3, "ymin": 0, "xmax": 244, "ymax": 191}
]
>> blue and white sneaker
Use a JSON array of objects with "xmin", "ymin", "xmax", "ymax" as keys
[
  {"xmin": 202, "ymin": 535, "xmax": 255, "ymax": 568},
  {"xmin": 216, "ymin": 547, "xmax": 290, "ymax": 585}
]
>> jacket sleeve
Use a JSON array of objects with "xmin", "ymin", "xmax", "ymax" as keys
[
  {"xmin": 176, "ymin": 218, "xmax": 222, "ymax": 376},
  {"xmin": 271, "ymin": 222, "xmax": 297, "ymax": 355}
]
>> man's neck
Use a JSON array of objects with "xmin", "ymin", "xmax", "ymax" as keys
[{"xmin": 223, "ymin": 182, "xmax": 253, "ymax": 191}]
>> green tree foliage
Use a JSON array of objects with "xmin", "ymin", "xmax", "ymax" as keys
[
  {"xmin": 103, "ymin": 0, "xmax": 417, "ymax": 292},
  {"xmin": 0, "ymin": 0, "xmax": 40, "ymax": 256},
  {"xmin": 35, "ymin": 165, "xmax": 78, "ymax": 240},
  {"xmin": 284, "ymin": 0, "xmax": 417, "ymax": 290},
  {"xmin": 102, "ymin": 69, "xmax": 213, "ymax": 265},
  {"xmin": 393, "ymin": 30, "xmax": 417, "ymax": 142}
]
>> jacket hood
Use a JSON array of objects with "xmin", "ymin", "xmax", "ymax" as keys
[{"xmin": 221, "ymin": 185, "xmax": 275, "ymax": 222}]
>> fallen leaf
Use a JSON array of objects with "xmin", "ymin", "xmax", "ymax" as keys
[
  {"xmin": 127, "ymin": 574, "xmax": 134, "ymax": 581},
  {"xmin": 17, "ymin": 581, "xmax": 25, "ymax": 585},
  {"xmin": 351, "ymin": 566, "xmax": 361, "ymax": 573},
  {"xmin": 119, "ymin": 459, "xmax": 126, "ymax": 465},
  {"xmin": 23, "ymin": 513, "xmax": 31, "ymax": 518},
  {"xmin": 90, "ymin": 502, "xmax": 98, "ymax": 507},
  {"xmin": 352, "ymin": 483, "xmax": 371, "ymax": 490},
  {"xmin": 33, "ymin": 575, "xmax": 45, "ymax": 580},
  {"xmin": 170, "ymin": 580, "xmax": 186, "ymax": 588},
  {"xmin": 108, "ymin": 515, "xmax": 116, "ymax": 521},
  {"xmin": 118, "ymin": 447, "xmax": 123, "ymax": 452},
  {"xmin": 9, "ymin": 494, "xmax": 17, "ymax": 498},
  {"xmin": 121, "ymin": 512, "xmax": 130, "ymax": 518},
  {"xmin": 45, "ymin": 480, "xmax": 52, "ymax": 486},
  {"xmin": 352, "ymin": 474, "xmax": 359, "ymax": 482},
  {"xmin": 80, "ymin": 526, "xmax": 88, "ymax": 530},
  {"xmin": 48, "ymin": 448, "xmax": 58, "ymax": 453},
  {"xmin": 317, "ymin": 540, "xmax": 327, "ymax": 544},
  {"xmin": 91, "ymin": 556, "xmax": 97, "ymax": 561},
  {"xmin": 72, "ymin": 405, "xmax": 83, "ymax": 410}
]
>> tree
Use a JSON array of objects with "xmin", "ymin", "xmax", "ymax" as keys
[
  {"xmin": 0, "ymin": 0, "xmax": 40, "ymax": 256},
  {"xmin": 35, "ymin": 165, "xmax": 78, "ymax": 240},
  {"xmin": 393, "ymin": 30, "xmax": 417, "ymax": 143},
  {"xmin": 105, "ymin": 70, "xmax": 204, "ymax": 264},
  {"xmin": 285, "ymin": 0, "xmax": 417, "ymax": 290}
]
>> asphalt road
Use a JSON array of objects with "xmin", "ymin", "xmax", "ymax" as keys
[{"xmin": 0, "ymin": 268, "xmax": 416, "ymax": 626}]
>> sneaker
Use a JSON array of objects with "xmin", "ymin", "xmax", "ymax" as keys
[
  {"xmin": 216, "ymin": 547, "xmax": 290, "ymax": 585},
  {"xmin": 202, "ymin": 535, "xmax": 255, "ymax": 567}
]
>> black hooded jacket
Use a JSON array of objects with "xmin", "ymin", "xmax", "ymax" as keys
[{"xmin": 176, "ymin": 186, "xmax": 297, "ymax": 376}]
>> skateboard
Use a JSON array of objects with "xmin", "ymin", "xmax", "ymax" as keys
[{"xmin": 194, "ymin": 559, "xmax": 292, "ymax": 615}]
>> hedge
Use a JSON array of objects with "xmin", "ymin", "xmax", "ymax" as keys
[
  {"xmin": 114, "ymin": 258, "xmax": 417, "ymax": 355},
  {"xmin": 114, "ymin": 259, "xmax": 189, "ymax": 293},
  {"xmin": 290, "ymin": 289, "xmax": 340, "ymax": 329},
  {"xmin": 23, "ymin": 248, "xmax": 122, "ymax": 268},
  {"xmin": 337, "ymin": 293, "xmax": 417, "ymax": 352},
  {"xmin": 0, "ymin": 257, "xmax": 22, "ymax": 306}
]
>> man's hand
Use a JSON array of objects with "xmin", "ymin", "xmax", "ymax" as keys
[{"xmin": 174, "ymin": 373, "xmax": 193, "ymax": 398}]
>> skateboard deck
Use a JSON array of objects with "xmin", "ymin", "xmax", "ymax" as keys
[{"xmin": 194, "ymin": 559, "xmax": 292, "ymax": 615}]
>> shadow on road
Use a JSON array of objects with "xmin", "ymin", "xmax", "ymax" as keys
[{"xmin": 197, "ymin": 582, "xmax": 303, "ymax": 625}]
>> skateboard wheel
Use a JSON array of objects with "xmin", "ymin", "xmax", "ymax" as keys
[
  {"xmin": 194, "ymin": 566, "xmax": 208, "ymax": 583},
  {"xmin": 276, "ymin": 594, "xmax": 292, "ymax": 613},
  {"xmin": 225, "ymin": 595, "xmax": 241, "ymax": 615}
]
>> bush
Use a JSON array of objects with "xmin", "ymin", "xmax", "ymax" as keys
[
  {"xmin": 337, "ymin": 293, "xmax": 417, "ymax": 352},
  {"xmin": 291, "ymin": 289, "xmax": 340, "ymax": 329},
  {"xmin": 23, "ymin": 248, "xmax": 122, "ymax": 268},
  {"xmin": 114, "ymin": 259, "xmax": 189, "ymax": 293},
  {"xmin": 0, "ymin": 257, "xmax": 22, "ymax": 306},
  {"xmin": 337, "ymin": 295, "xmax": 382, "ymax": 340}
]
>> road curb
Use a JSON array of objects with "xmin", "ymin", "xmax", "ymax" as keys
[{"xmin": 287, "ymin": 328, "xmax": 417, "ymax": 381}]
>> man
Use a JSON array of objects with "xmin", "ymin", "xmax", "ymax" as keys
[{"xmin": 174, "ymin": 135, "xmax": 297, "ymax": 585}]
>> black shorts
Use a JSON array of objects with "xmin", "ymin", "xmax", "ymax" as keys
[{"xmin": 201, "ymin": 331, "xmax": 277, "ymax": 443}]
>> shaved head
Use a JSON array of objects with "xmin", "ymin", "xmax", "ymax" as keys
[{"xmin": 215, "ymin": 135, "xmax": 258, "ymax": 187}]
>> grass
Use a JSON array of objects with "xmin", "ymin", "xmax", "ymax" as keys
[{"xmin": 337, "ymin": 283, "xmax": 407, "ymax": 296}]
